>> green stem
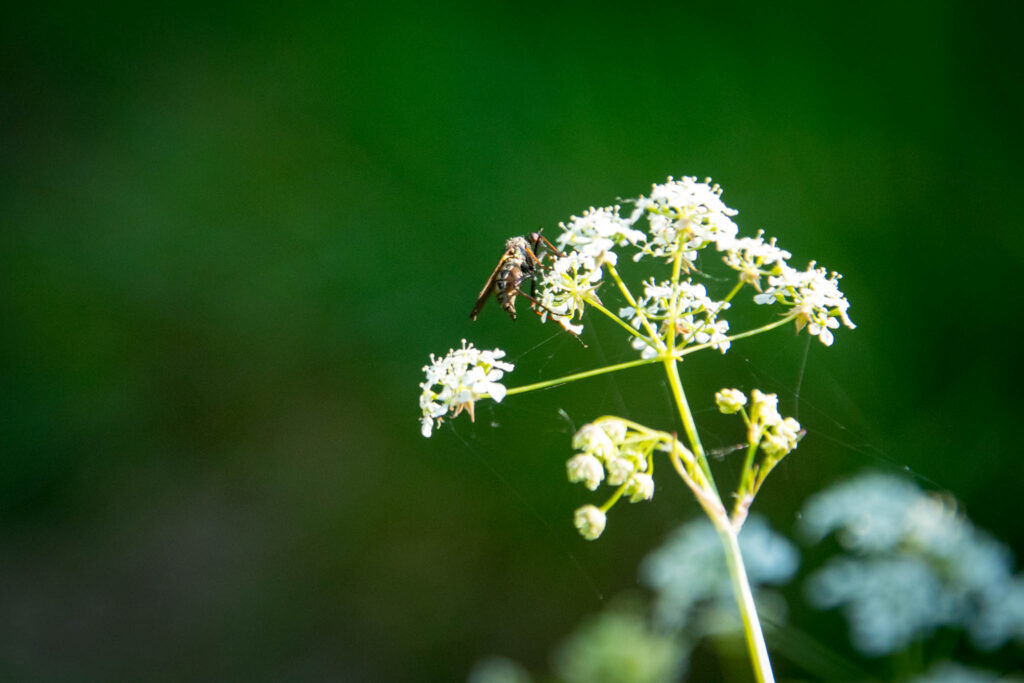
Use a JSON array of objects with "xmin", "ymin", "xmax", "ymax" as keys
[
  {"xmin": 717, "ymin": 524, "xmax": 775, "ymax": 683},
  {"xmin": 606, "ymin": 263, "xmax": 663, "ymax": 344},
  {"xmin": 587, "ymin": 298, "xmax": 656, "ymax": 345},
  {"xmin": 503, "ymin": 357, "xmax": 658, "ymax": 397},
  {"xmin": 673, "ymin": 313, "xmax": 799, "ymax": 359},
  {"xmin": 663, "ymin": 357, "xmax": 717, "ymax": 494}
]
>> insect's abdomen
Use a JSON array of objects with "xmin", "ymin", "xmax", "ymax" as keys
[{"xmin": 497, "ymin": 261, "xmax": 523, "ymax": 319}]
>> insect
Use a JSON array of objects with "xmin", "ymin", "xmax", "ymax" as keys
[{"xmin": 469, "ymin": 231, "xmax": 562, "ymax": 321}]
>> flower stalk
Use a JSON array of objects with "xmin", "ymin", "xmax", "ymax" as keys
[{"xmin": 419, "ymin": 176, "xmax": 853, "ymax": 682}]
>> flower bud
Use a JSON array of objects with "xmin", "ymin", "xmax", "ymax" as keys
[
  {"xmin": 715, "ymin": 388, "xmax": 747, "ymax": 414},
  {"xmin": 566, "ymin": 454, "xmax": 605, "ymax": 491},
  {"xmin": 625, "ymin": 473, "xmax": 655, "ymax": 502},
  {"xmin": 573, "ymin": 505, "xmax": 607, "ymax": 540}
]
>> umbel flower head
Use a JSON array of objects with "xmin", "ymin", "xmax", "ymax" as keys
[
  {"xmin": 566, "ymin": 417, "xmax": 666, "ymax": 539},
  {"xmin": 753, "ymin": 261, "xmax": 856, "ymax": 346},
  {"xmin": 419, "ymin": 340, "xmax": 513, "ymax": 438}
]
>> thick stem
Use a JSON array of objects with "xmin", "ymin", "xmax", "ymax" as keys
[
  {"xmin": 663, "ymin": 357, "xmax": 717, "ymax": 495},
  {"xmin": 717, "ymin": 524, "xmax": 775, "ymax": 683}
]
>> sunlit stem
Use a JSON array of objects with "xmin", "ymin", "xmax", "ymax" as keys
[
  {"xmin": 599, "ymin": 479, "xmax": 629, "ymax": 513},
  {"xmin": 587, "ymin": 298, "xmax": 657, "ymax": 347},
  {"xmin": 664, "ymin": 357, "xmax": 717, "ymax": 494},
  {"xmin": 718, "ymin": 525, "xmax": 776, "ymax": 683},
  {"xmin": 660, "ymin": 249, "xmax": 773, "ymax": 683},
  {"xmin": 606, "ymin": 263, "xmax": 663, "ymax": 345},
  {"xmin": 664, "ymin": 248, "xmax": 717, "ymax": 493},
  {"xmin": 503, "ymin": 357, "xmax": 658, "ymax": 397},
  {"xmin": 675, "ymin": 313, "xmax": 799, "ymax": 359},
  {"xmin": 721, "ymin": 279, "xmax": 745, "ymax": 305}
]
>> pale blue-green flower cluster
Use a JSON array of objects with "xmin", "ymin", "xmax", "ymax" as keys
[
  {"xmin": 801, "ymin": 473, "xmax": 1024, "ymax": 656},
  {"xmin": 641, "ymin": 515, "xmax": 799, "ymax": 631}
]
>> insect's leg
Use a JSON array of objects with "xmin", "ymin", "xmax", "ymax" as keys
[
  {"xmin": 534, "ymin": 232, "xmax": 566, "ymax": 258},
  {"xmin": 510, "ymin": 286, "xmax": 585, "ymax": 346}
]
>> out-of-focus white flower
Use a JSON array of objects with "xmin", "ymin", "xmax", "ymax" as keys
[
  {"xmin": 754, "ymin": 261, "xmax": 855, "ymax": 346},
  {"xmin": 418, "ymin": 340, "xmax": 513, "ymax": 437},
  {"xmin": 801, "ymin": 473, "xmax": 1024, "ymax": 655},
  {"xmin": 630, "ymin": 177, "xmax": 739, "ymax": 261},
  {"xmin": 567, "ymin": 453, "xmax": 605, "ymax": 491},
  {"xmin": 572, "ymin": 422, "xmax": 619, "ymax": 461},
  {"xmin": 715, "ymin": 388, "xmax": 748, "ymax": 414},
  {"xmin": 642, "ymin": 515, "xmax": 799, "ymax": 630},
  {"xmin": 605, "ymin": 456, "xmax": 635, "ymax": 486},
  {"xmin": 625, "ymin": 473, "xmax": 655, "ymax": 502},
  {"xmin": 745, "ymin": 390, "xmax": 802, "ymax": 457},
  {"xmin": 574, "ymin": 505, "xmax": 607, "ymax": 540}
]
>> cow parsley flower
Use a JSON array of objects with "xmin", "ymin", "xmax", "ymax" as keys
[
  {"xmin": 715, "ymin": 388, "xmax": 748, "ymax": 414},
  {"xmin": 619, "ymin": 279, "xmax": 731, "ymax": 359},
  {"xmin": 721, "ymin": 231, "xmax": 792, "ymax": 291},
  {"xmin": 630, "ymin": 176, "xmax": 740, "ymax": 262},
  {"xmin": 567, "ymin": 453, "xmax": 605, "ymax": 491},
  {"xmin": 535, "ymin": 251, "xmax": 602, "ymax": 336},
  {"xmin": 419, "ymin": 340, "xmax": 514, "ymax": 437},
  {"xmin": 754, "ymin": 261, "xmax": 855, "ymax": 345},
  {"xmin": 802, "ymin": 473, "xmax": 1024, "ymax": 655},
  {"xmin": 554, "ymin": 205, "xmax": 645, "ymax": 266},
  {"xmin": 574, "ymin": 505, "xmax": 607, "ymax": 540}
]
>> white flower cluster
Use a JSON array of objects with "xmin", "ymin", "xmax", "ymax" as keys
[
  {"xmin": 533, "ymin": 206, "xmax": 644, "ymax": 335},
  {"xmin": 619, "ymin": 279, "xmax": 731, "ymax": 359},
  {"xmin": 721, "ymin": 230, "xmax": 792, "ymax": 290},
  {"xmin": 753, "ymin": 262, "xmax": 856, "ymax": 346},
  {"xmin": 521, "ymin": 176, "xmax": 854, "ymax": 349},
  {"xmin": 535, "ymin": 252, "xmax": 601, "ymax": 336},
  {"xmin": 801, "ymin": 473, "xmax": 1024, "ymax": 655},
  {"xmin": 567, "ymin": 418, "xmax": 657, "ymax": 540},
  {"xmin": 747, "ymin": 389, "xmax": 802, "ymax": 459},
  {"xmin": 641, "ymin": 515, "xmax": 799, "ymax": 630},
  {"xmin": 554, "ymin": 205, "xmax": 645, "ymax": 266},
  {"xmin": 629, "ymin": 176, "xmax": 740, "ymax": 262},
  {"xmin": 419, "ymin": 340, "xmax": 513, "ymax": 438}
]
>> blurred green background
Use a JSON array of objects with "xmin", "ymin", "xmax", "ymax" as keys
[{"xmin": 2, "ymin": 1, "xmax": 1022, "ymax": 680}]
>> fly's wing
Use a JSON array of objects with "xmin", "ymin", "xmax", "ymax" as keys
[{"xmin": 470, "ymin": 256, "xmax": 507, "ymax": 320}]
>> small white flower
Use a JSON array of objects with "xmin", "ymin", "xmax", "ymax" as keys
[
  {"xmin": 572, "ymin": 423, "xmax": 618, "ymax": 461},
  {"xmin": 721, "ymin": 232, "xmax": 792, "ymax": 290},
  {"xmin": 715, "ymin": 388, "xmax": 748, "ymax": 414},
  {"xmin": 567, "ymin": 453, "xmax": 605, "ymax": 491},
  {"xmin": 748, "ymin": 389, "xmax": 781, "ymax": 444},
  {"xmin": 598, "ymin": 418, "xmax": 628, "ymax": 443},
  {"xmin": 418, "ymin": 340, "xmax": 513, "ymax": 437},
  {"xmin": 762, "ymin": 416, "xmax": 802, "ymax": 458},
  {"xmin": 535, "ymin": 250, "xmax": 602, "ymax": 334},
  {"xmin": 605, "ymin": 456, "xmax": 636, "ymax": 486},
  {"xmin": 755, "ymin": 261, "xmax": 855, "ymax": 345},
  {"xmin": 625, "ymin": 473, "xmax": 655, "ymax": 503},
  {"xmin": 630, "ymin": 176, "xmax": 739, "ymax": 261},
  {"xmin": 574, "ymin": 505, "xmax": 607, "ymax": 540},
  {"xmin": 554, "ymin": 205, "xmax": 645, "ymax": 265},
  {"xmin": 618, "ymin": 278, "xmax": 731, "ymax": 359}
]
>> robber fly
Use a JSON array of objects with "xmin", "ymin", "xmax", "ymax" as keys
[{"xmin": 470, "ymin": 231, "xmax": 561, "ymax": 321}]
